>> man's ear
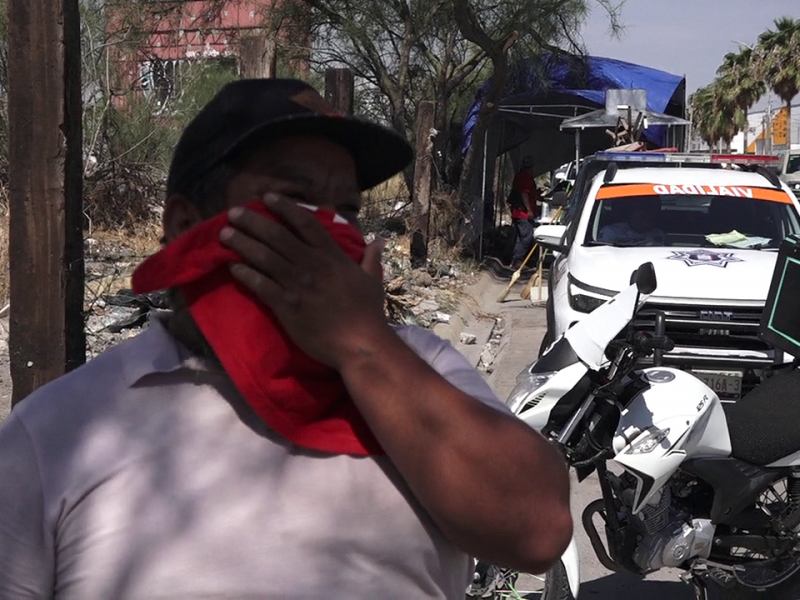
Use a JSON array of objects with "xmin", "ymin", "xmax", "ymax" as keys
[{"xmin": 163, "ymin": 195, "xmax": 203, "ymax": 243}]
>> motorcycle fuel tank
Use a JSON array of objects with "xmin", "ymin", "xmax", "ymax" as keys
[{"xmin": 612, "ymin": 367, "xmax": 732, "ymax": 514}]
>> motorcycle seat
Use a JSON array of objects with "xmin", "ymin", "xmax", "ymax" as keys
[{"xmin": 723, "ymin": 368, "xmax": 800, "ymax": 467}]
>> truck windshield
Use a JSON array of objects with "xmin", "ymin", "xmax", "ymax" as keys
[
  {"xmin": 788, "ymin": 154, "xmax": 800, "ymax": 175},
  {"xmin": 584, "ymin": 183, "xmax": 800, "ymax": 248}
]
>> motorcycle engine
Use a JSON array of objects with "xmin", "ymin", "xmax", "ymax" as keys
[{"xmin": 617, "ymin": 474, "xmax": 715, "ymax": 572}]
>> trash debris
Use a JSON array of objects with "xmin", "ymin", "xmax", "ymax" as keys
[
  {"xmin": 78, "ymin": 232, "xmax": 474, "ymax": 360},
  {"xmin": 479, "ymin": 344, "xmax": 497, "ymax": 373},
  {"xmin": 409, "ymin": 270, "xmax": 433, "ymax": 287},
  {"xmin": 103, "ymin": 288, "xmax": 169, "ymax": 311},
  {"xmin": 460, "ymin": 332, "xmax": 477, "ymax": 345}
]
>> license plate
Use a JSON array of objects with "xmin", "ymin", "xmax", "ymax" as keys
[{"xmin": 694, "ymin": 370, "xmax": 743, "ymax": 401}]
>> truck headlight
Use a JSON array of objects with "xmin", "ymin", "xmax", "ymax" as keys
[
  {"xmin": 568, "ymin": 281, "xmax": 611, "ymax": 313},
  {"xmin": 506, "ymin": 372, "xmax": 557, "ymax": 414}
]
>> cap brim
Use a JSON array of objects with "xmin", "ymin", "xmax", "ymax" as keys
[{"xmin": 223, "ymin": 113, "xmax": 414, "ymax": 191}]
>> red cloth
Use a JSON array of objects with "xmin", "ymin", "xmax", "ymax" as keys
[
  {"xmin": 131, "ymin": 200, "xmax": 383, "ymax": 456},
  {"xmin": 511, "ymin": 171, "xmax": 540, "ymax": 220}
]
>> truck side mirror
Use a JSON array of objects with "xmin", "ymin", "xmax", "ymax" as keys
[
  {"xmin": 550, "ymin": 191, "xmax": 568, "ymax": 207},
  {"xmin": 631, "ymin": 262, "xmax": 657, "ymax": 295}
]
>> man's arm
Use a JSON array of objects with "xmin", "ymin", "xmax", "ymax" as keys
[
  {"xmin": 521, "ymin": 190, "xmax": 535, "ymax": 215},
  {"xmin": 340, "ymin": 327, "xmax": 572, "ymax": 573},
  {"xmin": 520, "ymin": 174, "xmax": 536, "ymax": 215},
  {"xmin": 223, "ymin": 195, "xmax": 573, "ymax": 574},
  {"xmin": 0, "ymin": 413, "xmax": 55, "ymax": 597}
]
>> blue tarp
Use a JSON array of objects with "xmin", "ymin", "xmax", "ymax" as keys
[{"xmin": 462, "ymin": 53, "xmax": 687, "ymax": 157}]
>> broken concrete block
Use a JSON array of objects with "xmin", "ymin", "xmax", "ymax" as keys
[{"xmin": 460, "ymin": 332, "xmax": 478, "ymax": 345}]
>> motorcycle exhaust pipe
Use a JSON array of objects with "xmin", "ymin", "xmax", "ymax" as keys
[{"xmin": 582, "ymin": 499, "xmax": 624, "ymax": 573}]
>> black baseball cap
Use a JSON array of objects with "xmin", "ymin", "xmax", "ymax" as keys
[{"xmin": 167, "ymin": 78, "xmax": 414, "ymax": 195}]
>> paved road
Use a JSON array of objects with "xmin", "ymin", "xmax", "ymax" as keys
[{"xmin": 468, "ymin": 272, "xmax": 696, "ymax": 599}]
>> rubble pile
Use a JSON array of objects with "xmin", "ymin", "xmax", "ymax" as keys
[
  {"xmin": 84, "ymin": 239, "xmax": 163, "ymax": 359},
  {"xmin": 82, "ymin": 233, "xmax": 477, "ymax": 359},
  {"xmin": 477, "ymin": 318, "xmax": 505, "ymax": 374},
  {"xmin": 380, "ymin": 234, "xmax": 476, "ymax": 328}
]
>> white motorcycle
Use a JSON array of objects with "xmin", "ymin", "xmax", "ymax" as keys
[{"xmin": 468, "ymin": 262, "xmax": 800, "ymax": 599}]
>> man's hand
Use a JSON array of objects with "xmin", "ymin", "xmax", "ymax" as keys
[
  {"xmin": 220, "ymin": 193, "xmax": 393, "ymax": 370},
  {"xmin": 221, "ymin": 193, "xmax": 572, "ymax": 574}
]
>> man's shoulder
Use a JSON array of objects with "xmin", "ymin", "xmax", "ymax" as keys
[
  {"xmin": 393, "ymin": 324, "xmax": 449, "ymax": 359},
  {"xmin": 12, "ymin": 325, "xmax": 168, "ymax": 424},
  {"xmin": 599, "ymin": 221, "xmax": 628, "ymax": 236},
  {"xmin": 393, "ymin": 323, "xmax": 479, "ymax": 372},
  {"xmin": 393, "ymin": 324, "xmax": 508, "ymax": 412},
  {"xmin": 514, "ymin": 171, "xmax": 534, "ymax": 188}
]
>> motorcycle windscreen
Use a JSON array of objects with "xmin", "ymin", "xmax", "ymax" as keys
[
  {"xmin": 531, "ymin": 336, "xmax": 582, "ymax": 373},
  {"xmin": 564, "ymin": 283, "xmax": 645, "ymax": 370}
]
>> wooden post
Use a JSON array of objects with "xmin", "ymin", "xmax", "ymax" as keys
[
  {"xmin": 324, "ymin": 68, "xmax": 354, "ymax": 115},
  {"xmin": 264, "ymin": 39, "xmax": 277, "ymax": 78},
  {"xmin": 410, "ymin": 101, "xmax": 436, "ymax": 268},
  {"xmin": 240, "ymin": 35, "xmax": 277, "ymax": 79},
  {"xmin": 7, "ymin": 0, "xmax": 85, "ymax": 406}
]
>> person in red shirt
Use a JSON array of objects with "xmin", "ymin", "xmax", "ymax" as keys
[{"xmin": 507, "ymin": 155, "xmax": 542, "ymax": 269}]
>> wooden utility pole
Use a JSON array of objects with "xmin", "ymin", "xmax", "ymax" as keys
[
  {"xmin": 410, "ymin": 101, "xmax": 436, "ymax": 268},
  {"xmin": 324, "ymin": 68, "xmax": 355, "ymax": 114},
  {"xmin": 241, "ymin": 35, "xmax": 277, "ymax": 79},
  {"xmin": 7, "ymin": 0, "xmax": 85, "ymax": 406}
]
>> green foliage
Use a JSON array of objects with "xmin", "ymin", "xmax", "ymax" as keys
[
  {"xmin": 698, "ymin": 16, "xmax": 800, "ymax": 149},
  {"xmin": 755, "ymin": 17, "xmax": 800, "ymax": 106}
]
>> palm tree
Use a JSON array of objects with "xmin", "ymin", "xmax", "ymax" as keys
[
  {"xmin": 716, "ymin": 47, "xmax": 765, "ymax": 152},
  {"xmin": 690, "ymin": 84, "xmax": 721, "ymax": 150},
  {"xmin": 690, "ymin": 82, "xmax": 745, "ymax": 151},
  {"xmin": 755, "ymin": 17, "xmax": 800, "ymax": 139}
]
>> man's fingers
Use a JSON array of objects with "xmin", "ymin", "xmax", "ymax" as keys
[
  {"xmin": 262, "ymin": 194, "xmax": 337, "ymax": 249},
  {"xmin": 227, "ymin": 207, "xmax": 307, "ymax": 262},
  {"xmin": 221, "ymin": 226, "xmax": 296, "ymax": 284},
  {"xmin": 361, "ymin": 237, "xmax": 385, "ymax": 279},
  {"xmin": 229, "ymin": 263, "xmax": 296, "ymax": 308}
]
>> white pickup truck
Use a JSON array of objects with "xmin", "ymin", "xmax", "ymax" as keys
[
  {"xmin": 776, "ymin": 149, "xmax": 800, "ymax": 198},
  {"xmin": 535, "ymin": 152, "xmax": 800, "ymax": 402}
]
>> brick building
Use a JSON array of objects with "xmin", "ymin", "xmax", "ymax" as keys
[{"xmin": 106, "ymin": 1, "xmax": 309, "ymax": 107}]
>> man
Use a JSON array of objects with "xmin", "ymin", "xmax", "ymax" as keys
[
  {"xmin": 508, "ymin": 155, "xmax": 542, "ymax": 269},
  {"xmin": 0, "ymin": 79, "xmax": 571, "ymax": 598},
  {"xmin": 599, "ymin": 198, "xmax": 666, "ymax": 246}
]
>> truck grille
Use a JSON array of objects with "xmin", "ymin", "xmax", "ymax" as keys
[
  {"xmin": 633, "ymin": 303, "xmax": 768, "ymax": 354},
  {"xmin": 629, "ymin": 303, "xmax": 781, "ymax": 398}
]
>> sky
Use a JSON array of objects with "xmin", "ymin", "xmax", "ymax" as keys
[{"xmin": 579, "ymin": 0, "xmax": 800, "ymax": 109}]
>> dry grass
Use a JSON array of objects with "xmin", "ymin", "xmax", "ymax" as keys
[
  {"xmin": 360, "ymin": 173, "xmax": 410, "ymax": 232},
  {"xmin": 84, "ymin": 217, "xmax": 163, "ymax": 315},
  {"xmin": 87, "ymin": 219, "xmax": 163, "ymax": 259}
]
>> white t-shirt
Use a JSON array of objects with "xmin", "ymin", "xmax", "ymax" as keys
[{"xmin": 0, "ymin": 317, "xmax": 507, "ymax": 599}]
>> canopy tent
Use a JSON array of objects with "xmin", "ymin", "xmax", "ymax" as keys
[
  {"xmin": 462, "ymin": 53, "xmax": 687, "ymax": 176},
  {"xmin": 458, "ymin": 53, "xmax": 687, "ymax": 250},
  {"xmin": 559, "ymin": 88, "xmax": 691, "ymax": 166}
]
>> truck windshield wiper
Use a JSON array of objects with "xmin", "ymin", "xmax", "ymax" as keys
[
  {"xmin": 585, "ymin": 240, "xmax": 627, "ymax": 247},
  {"xmin": 585, "ymin": 240, "xmax": 657, "ymax": 248}
]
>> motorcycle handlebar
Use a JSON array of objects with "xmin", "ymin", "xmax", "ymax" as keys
[{"xmin": 632, "ymin": 331, "xmax": 675, "ymax": 356}]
